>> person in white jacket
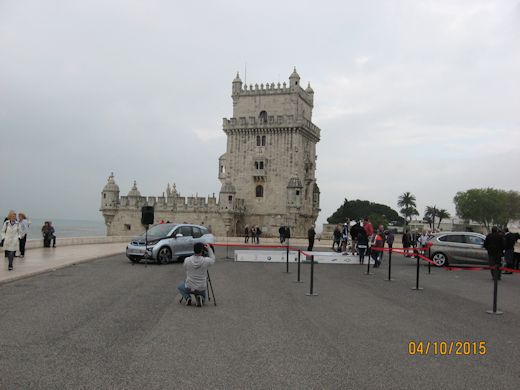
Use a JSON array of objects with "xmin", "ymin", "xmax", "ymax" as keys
[
  {"xmin": 177, "ymin": 242, "xmax": 215, "ymax": 307},
  {"xmin": 1, "ymin": 211, "xmax": 22, "ymax": 271}
]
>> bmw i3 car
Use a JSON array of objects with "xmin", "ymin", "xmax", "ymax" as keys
[{"xmin": 126, "ymin": 223, "xmax": 215, "ymax": 264}]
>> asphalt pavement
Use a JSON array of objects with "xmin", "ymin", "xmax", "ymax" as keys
[{"xmin": 0, "ymin": 247, "xmax": 519, "ymax": 389}]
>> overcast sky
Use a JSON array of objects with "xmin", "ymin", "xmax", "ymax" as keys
[{"xmin": 1, "ymin": 0, "xmax": 519, "ymax": 230}]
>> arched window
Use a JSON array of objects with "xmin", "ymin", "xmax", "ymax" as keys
[
  {"xmin": 255, "ymin": 185, "xmax": 264, "ymax": 198},
  {"xmin": 259, "ymin": 111, "xmax": 268, "ymax": 123}
]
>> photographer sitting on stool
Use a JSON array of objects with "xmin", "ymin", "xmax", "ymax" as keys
[{"xmin": 178, "ymin": 243, "xmax": 215, "ymax": 307}]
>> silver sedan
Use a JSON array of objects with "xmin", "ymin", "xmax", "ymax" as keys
[{"xmin": 427, "ymin": 232, "xmax": 488, "ymax": 267}]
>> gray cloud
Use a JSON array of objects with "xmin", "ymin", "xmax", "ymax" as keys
[{"xmin": 1, "ymin": 0, "xmax": 518, "ymax": 229}]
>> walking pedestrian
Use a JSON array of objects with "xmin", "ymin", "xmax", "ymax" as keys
[
  {"xmin": 371, "ymin": 230, "xmax": 385, "ymax": 267},
  {"xmin": 1, "ymin": 211, "xmax": 21, "ymax": 271},
  {"xmin": 244, "ymin": 225, "xmax": 250, "ymax": 243},
  {"xmin": 484, "ymin": 227, "xmax": 504, "ymax": 280},
  {"xmin": 385, "ymin": 229, "xmax": 395, "ymax": 255},
  {"xmin": 17, "ymin": 212, "xmax": 30, "ymax": 258},
  {"xmin": 278, "ymin": 226, "xmax": 286, "ymax": 244},
  {"xmin": 307, "ymin": 225, "xmax": 316, "ymax": 252}
]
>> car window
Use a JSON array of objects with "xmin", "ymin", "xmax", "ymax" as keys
[
  {"xmin": 466, "ymin": 235, "xmax": 484, "ymax": 245},
  {"xmin": 200, "ymin": 227, "xmax": 209, "ymax": 235},
  {"xmin": 178, "ymin": 226, "xmax": 192, "ymax": 237},
  {"xmin": 192, "ymin": 227, "xmax": 202, "ymax": 238},
  {"xmin": 147, "ymin": 224, "xmax": 173, "ymax": 237},
  {"xmin": 438, "ymin": 235, "xmax": 465, "ymax": 243}
]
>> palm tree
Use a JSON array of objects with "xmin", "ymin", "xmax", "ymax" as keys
[
  {"xmin": 398, "ymin": 192, "xmax": 419, "ymax": 224},
  {"xmin": 436, "ymin": 209, "xmax": 451, "ymax": 228},
  {"xmin": 424, "ymin": 206, "xmax": 437, "ymax": 228}
]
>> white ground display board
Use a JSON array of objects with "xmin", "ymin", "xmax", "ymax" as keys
[
  {"xmin": 234, "ymin": 250, "xmax": 299, "ymax": 263},
  {"xmin": 234, "ymin": 250, "xmax": 375, "ymax": 264}
]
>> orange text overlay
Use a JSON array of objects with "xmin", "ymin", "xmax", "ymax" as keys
[{"xmin": 408, "ymin": 341, "xmax": 487, "ymax": 356}]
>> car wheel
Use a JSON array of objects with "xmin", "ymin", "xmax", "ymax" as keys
[
  {"xmin": 129, "ymin": 256, "xmax": 141, "ymax": 264},
  {"xmin": 157, "ymin": 247, "xmax": 172, "ymax": 265},
  {"xmin": 432, "ymin": 252, "xmax": 448, "ymax": 267}
]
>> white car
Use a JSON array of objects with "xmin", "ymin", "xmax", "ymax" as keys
[{"xmin": 126, "ymin": 223, "xmax": 215, "ymax": 264}]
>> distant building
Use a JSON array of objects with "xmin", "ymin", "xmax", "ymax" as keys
[{"xmin": 100, "ymin": 69, "xmax": 321, "ymax": 236}]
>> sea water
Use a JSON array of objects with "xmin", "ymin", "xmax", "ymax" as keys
[{"xmin": 24, "ymin": 218, "xmax": 106, "ymax": 238}]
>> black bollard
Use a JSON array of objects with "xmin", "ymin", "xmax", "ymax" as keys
[
  {"xmin": 294, "ymin": 250, "xmax": 303, "ymax": 283},
  {"xmin": 411, "ymin": 253, "xmax": 423, "ymax": 290},
  {"xmin": 286, "ymin": 243, "xmax": 290, "ymax": 273},
  {"xmin": 385, "ymin": 248, "xmax": 394, "ymax": 281},
  {"xmin": 306, "ymin": 255, "xmax": 319, "ymax": 296},
  {"xmin": 365, "ymin": 249, "xmax": 374, "ymax": 275},
  {"xmin": 487, "ymin": 265, "xmax": 503, "ymax": 315}
]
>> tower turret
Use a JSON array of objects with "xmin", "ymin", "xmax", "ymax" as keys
[
  {"xmin": 305, "ymin": 82, "xmax": 314, "ymax": 106},
  {"xmin": 232, "ymin": 72, "xmax": 243, "ymax": 96},
  {"xmin": 100, "ymin": 172, "xmax": 120, "ymax": 228},
  {"xmin": 289, "ymin": 67, "xmax": 301, "ymax": 88}
]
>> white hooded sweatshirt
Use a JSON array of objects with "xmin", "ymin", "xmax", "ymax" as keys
[{"xmin": 184, "ymin": 246, "xmax": 215, "ymax": 291}]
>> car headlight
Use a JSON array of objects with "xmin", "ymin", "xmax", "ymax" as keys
[{"xmin": 146, "ymin": 239, "xmax": 160, "ymax": 245}]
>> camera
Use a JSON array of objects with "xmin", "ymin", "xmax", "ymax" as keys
[{"xmin": 201, "ymin": 245, "xmax": 209, "ymax": 257}]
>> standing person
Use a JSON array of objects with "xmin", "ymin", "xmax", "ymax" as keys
[
  {"xmin": 255, "ymin": 226, "xmax": 261, "ymax": 244},
  {"xmin": 385, "ymin": 229, "xmax": 395, "ymax": 255},
  {"xmin": 363, "ymin": 217, "xmax": 374, "ymax": 238},
  {"xmin": 49, "ymin": 221, "xmax": 56, "ymax": 247},
  {"xmin": 41, "ymin": 221, "xmax": 55, "ymax": 248},
  {"xmin": 244, "ymin": 225, "xmax": 250, "ymax": 243},
  {"xmin": 402, "ymin": 229, "xmax": 411, "ymax": 257},
  {"xmin": 503, "ymin": 228, "xmax": 519, "ymax": 273},
  {"xmin": 371, "ymin": 230, "xmax": 385, "ymax": 267},
  {"xmin": 484, "ymin": 227, "xmax": 504, "ymax": 280},
  {"xmin": 376, "ymin": 225, "xmax": 386, "ymax": 263},
  {"xmin": 177, "ymin": 243, "xmax": 215, "ymax": 307},
  {"xmin": 278, "ymin": 226, "xmax": 286, "ymax": 244},
  {"xmin": 357, "ymin": 228, "xmax": 369, "ymax": 264},
  {"xmin": 285, "ymin": 226, "xmax": 291, "ymax": 242},
  {"xmin": 332, "ymin": 225, "xmax": 341, "ymax": 252},
  {"xmin": 340, "ymin": 221, "xmax": 350, "ymax": 253},
  {"xmin": 307, "ymin": 225, "xmax": 316, "ymax": 252},
  {"xmin": 18, "ymin": 212, "xmax": 30, "ymax": 258},
  {"xmin": 1, "ymin": 211, "xmax": 21, "ymax": 271},
  {"xmin": 350, "ymin": 220, "xmax": 362, "ymax": 255},
  {"xmin": 418, "ymin": 231, "xmax": 428, "ymax": 255},
  {"xmin": 250, "ymin": 226, "xmax": 256, "ymax": 244}
]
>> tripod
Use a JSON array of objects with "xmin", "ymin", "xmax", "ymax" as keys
[{"xmin": 206, "ymin": 270, "xmax": 217, "ymax": 306}]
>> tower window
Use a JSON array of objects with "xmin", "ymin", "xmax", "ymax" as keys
[
  {"xmin": 262, "ymin": 136, "xmax": 266, "ymax": 146},
  {"xmin": 255, "ymin": 185, "xmax": 264, "ymax": 198},
  {"xmin": 256, "ymin": 135, "xmax": 261, "ymax": 146},
  {"xmin": 255, "ymin": 161, "xmax": 265, "ymax": 170},
  {"xmin": 259, "ymin": 111, "xmax": 267, "ymax": 123},
  {"xmin": 103, "ymin": 193, "xmax": 106, "ymax": 199}
]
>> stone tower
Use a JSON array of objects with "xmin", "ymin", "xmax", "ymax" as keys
[{"xmin": 219, "ymin": 68, "xmax": 321, "ymax": 236}]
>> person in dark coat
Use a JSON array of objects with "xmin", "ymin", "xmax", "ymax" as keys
[
  {"xmin": 503, "ymin": 228, "xmax": 520, "ymax": 273},
  {"xmin": 357, "ymin": 228, "xmax": 369, "ymax": 264},
  {"xmin": 402, "ymin": 229, "xmax": 411, "ymax": 257},
  {"xmin": 307, "ymin": 225, "xmax": 316, "ymax": 252},
  {"xmin": 278, "ymin": 226, "xmax": 286, "ymax": 244},
  {"xmin": 484, "ymin": 227, "xmax": 504, "ymax": 280},
  {"xmin": 350, "ymin": 221, "xmax": 362, "ymax": 255}
]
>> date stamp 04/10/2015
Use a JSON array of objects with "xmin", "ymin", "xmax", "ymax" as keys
[{"xmin": 408, "ymin": 341, "xmax": 487, "ymax": 356}]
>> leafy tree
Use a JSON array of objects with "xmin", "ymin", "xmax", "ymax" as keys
[
  {"xmin": 453, "ymin": 188, "xmax": 520, "ymax": 231},
  {"xmin": 327, "ymin": 199, "xmax": 404, "ymax": 226},
  {"xmin": 397, "ymin": 192, "xmax": 419, "ymax": 223}
]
